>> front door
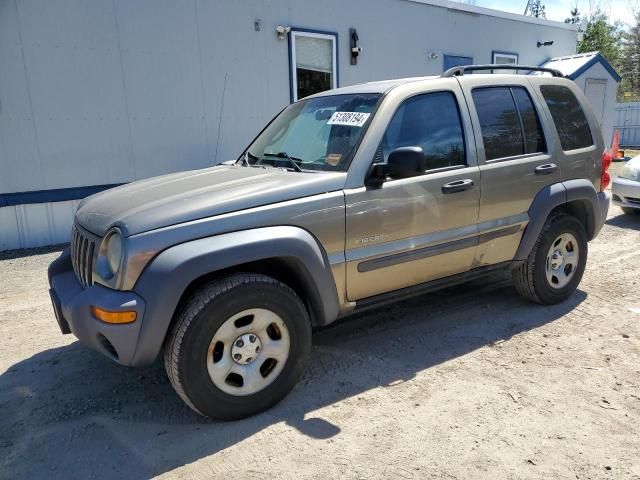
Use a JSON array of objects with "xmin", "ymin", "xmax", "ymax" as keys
[{"xmin": 344, "ymin": 88, "xmax": 481, "ymax": 301}]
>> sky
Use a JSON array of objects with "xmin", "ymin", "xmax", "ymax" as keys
[{"xmin": 476, "ymin": 0, "xmax": 637, "ymax": 26}]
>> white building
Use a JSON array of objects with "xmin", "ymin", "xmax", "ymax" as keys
[{"xmin": 1, "ymin": 0, "xmax": 579, "ymax": 250}]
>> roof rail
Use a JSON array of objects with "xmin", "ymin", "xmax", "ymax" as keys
[{"xmin": 442, "ymin": 64, "xmax": 565, "ymax": 78}]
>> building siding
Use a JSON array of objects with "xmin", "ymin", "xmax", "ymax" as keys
[{"xmin": 0, "ymin": 0, "xmax": 577, "ymax": 250}]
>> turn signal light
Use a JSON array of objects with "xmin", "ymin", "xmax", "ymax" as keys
[
  {"xmin": 601, "ymin": 151, "xmax": 612, "ymax": 192},
  {"xmin": 91, "ymin": 306, "xmax": 137, "ymax": 324}
]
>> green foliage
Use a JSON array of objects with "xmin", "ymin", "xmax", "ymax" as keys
[
  {"xmin": 578, "ymin": 10, "xmax": 623, "ymax": 67},
  {"xmin": 619, "ymin": 11, "xmax": 640, "ymax": 102},
  {"xmin": 564, "ymin": 7, "xmax": 580, "ymax": 25}
]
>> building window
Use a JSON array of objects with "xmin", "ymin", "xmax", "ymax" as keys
[
  {"xmin": 289, "ymin": 30, "xmax": 338, "ymax": 102},
  {"xmin": 443, "ymin": 54, "xmax": 473, "ymax": 72},
  {"xmin": 492, "ymin": 51, "xmax": 519, "ymax": 74}
]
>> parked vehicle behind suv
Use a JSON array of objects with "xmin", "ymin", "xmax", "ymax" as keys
[{"xmin": 48, "ymin": 65, "xmax": 610, "ymax": 420}]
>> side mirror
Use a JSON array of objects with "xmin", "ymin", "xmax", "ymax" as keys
[
  {"xmin": 365, "ymin": 163, "xmax": 388, "ymax": 187},
  {"xmin": 387, "ymin": 147, "xmax": 425, "ymax": 179}
]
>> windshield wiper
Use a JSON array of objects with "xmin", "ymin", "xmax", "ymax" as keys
[{"xmin": 261, "ymin": 152, "xmax": 304, "ymax": 173}]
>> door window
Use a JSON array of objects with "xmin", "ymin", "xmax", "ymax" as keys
[
  {"xmin": 472, "ymin": 87, "xmax": 524, "ymax": 160},
  {"xmin": 511, "ymin": 87, "xmax": 546, "ymax": 154},
  {"xmin": 377, "ymin": 91, "xmax": 466, "ymax": 171},
  {"xmin": 540, "ymin": 85, "xmax": 593, "ymax": 151},
  {"xmin": 290, "ymin": 31, "xmax": 337, "ymax": 102},
  {"xmin": 472, "ymin": 86, "xmax": 546, "ymax": 161}
]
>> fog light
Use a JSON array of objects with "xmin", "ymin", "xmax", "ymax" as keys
[{"xmin": 91, "ymin": 306, "xmax": 137, "ymax": 324}]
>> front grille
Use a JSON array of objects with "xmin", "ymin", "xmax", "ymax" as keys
[
  {"xmin": 71, "ymin": 225, "xmax": 97, "ymax": 288},
  {"xmin": 626, "ymin": 196, "xmax": 640, "ymax": 205}
]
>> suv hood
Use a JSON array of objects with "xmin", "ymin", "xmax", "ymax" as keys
[{"xmin": 76, "ymin": 165, "xmax": 347, "ymax": 236}]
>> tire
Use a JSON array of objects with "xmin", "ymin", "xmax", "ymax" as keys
[
  {"xmin": 512, "ymin": 213, "xmax": 588, "ymax": 305},
  {"xmin": 621, "ymin": 206, "xmax": 640, "ymax": 215},
  {"xmin": 164, "ymin": 273, "xmax": 312, "ymax": 420}
]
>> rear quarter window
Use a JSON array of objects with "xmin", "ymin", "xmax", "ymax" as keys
[{"xmin": 540, "ymin": 85, "xmax": 593, "ymax": 151}]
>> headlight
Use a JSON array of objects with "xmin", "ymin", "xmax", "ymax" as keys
[
  {"xmin": 622, "ymin": 163, "xmax": 640, "ymax": 182},
  {"xmin": 104, "ymin": 229, "xmax": 124, "ymax": 276}
]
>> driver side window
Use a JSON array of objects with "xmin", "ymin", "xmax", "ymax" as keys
[{"xmin": 376, "ymin": 91, "xmax": 466, "ymax": 171}]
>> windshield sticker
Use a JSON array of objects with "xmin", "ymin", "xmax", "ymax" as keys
[
  {"xmin": 327, "ymin": 111, "xmax": 370, "ymax": 127},
  {"xmin": 326, "ymin": 153, "xmax": 342, "ymax": 166}
]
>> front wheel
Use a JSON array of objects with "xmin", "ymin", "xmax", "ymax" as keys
[
  {"xmin": 164, "ymin": 274, "xmax": 312, "ymax": 420},
  {"xmin": 512, "ymin": 213, "xmax": 588, "ymax": 304}
]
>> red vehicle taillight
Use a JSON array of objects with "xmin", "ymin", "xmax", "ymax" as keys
[{"xmin": 600, "ymin": 151, "xmax": 612, "ymax": 192}]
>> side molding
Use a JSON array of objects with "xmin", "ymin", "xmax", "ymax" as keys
[{"xmin": 131, "ymin": 226, "xmax": 340, "ymax": 366}]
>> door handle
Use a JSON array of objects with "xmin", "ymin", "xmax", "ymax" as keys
[
  {"xmin": 441, "ymin": 179, "xmax": 474, "ymax": 194},
  {"xmin": 535, "ymin": 163, "xmax": 557, "ymax": 175}
]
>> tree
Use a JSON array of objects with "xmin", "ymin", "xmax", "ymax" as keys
[
  {"xmin": 564, "ymin": 7, "xmax": 580, "ymax": 25},
  {"xmin": 619, "ymin": 11, "xmax": 640, "ymax": 101},
  {"xmin": 578, "ymin": 10, "xmax": 623, "ymax": 67}
]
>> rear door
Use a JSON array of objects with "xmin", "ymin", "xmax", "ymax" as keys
[{"xmin": 458, "ymin": 77, "xmax": 561, "ymax": 267}]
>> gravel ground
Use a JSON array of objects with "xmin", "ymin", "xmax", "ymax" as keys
[{"xmin": 1, "ymin": 181, "xmax": 639, "ymax": 479}]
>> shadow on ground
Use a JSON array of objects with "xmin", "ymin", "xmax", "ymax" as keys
[
  {"xmin": 606, "ymin": 210, "xmax": 640, "ymax": 230},
  {"xmin": 0, "ymin": 244, "xmax": 69, "ymax": 261},
  {"xmin": 0, "ymin": 273, "xmax": 586, "ymax": 479}
]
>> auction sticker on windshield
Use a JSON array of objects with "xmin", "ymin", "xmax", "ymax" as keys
[{"xmin": 327, "ymin": 111, "xmax": 370, "ymax": 127}]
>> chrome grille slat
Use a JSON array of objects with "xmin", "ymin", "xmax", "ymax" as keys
[
  {"xmin": 70, "ymin": 225, "xmax": 98, "ymax": 288},
  {"xmin": 85, "ymin": 241, "xmax": 95, "ymax": 286}
]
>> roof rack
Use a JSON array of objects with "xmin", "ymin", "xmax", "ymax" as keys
[{"xmin": 442, "ymin": 64, "xmax": 564, "ymax": 78}]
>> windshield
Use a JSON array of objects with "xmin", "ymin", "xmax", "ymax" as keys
[{"xmin": 241, "ymin": 93, "xmax": 381, "ymax": 172}]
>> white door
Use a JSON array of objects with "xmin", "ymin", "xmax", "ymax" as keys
[{"xmin": 585, "ymin": 78, "xmax": 607, "ymax": 127}]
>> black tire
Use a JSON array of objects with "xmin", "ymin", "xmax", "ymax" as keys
[
  {"xmin": 512, "ymin": 213, "xmax": 588, "ymax": 304},
  {"xmin": 621, "ymin": 206, "xmax": 640, "ymax": 215},
  {"xmin": 164, "ymin": 273, "xmax": 311, "ymax": 420}
]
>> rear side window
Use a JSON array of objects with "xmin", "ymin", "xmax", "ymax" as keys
[
  {"xmin": 540, "ymin": 85, "xmax": 593, "ymax": 151},
  {"xmin": 512, "ymin": 88, "xmax": 546, "ymax": 154},
  {"xmin": 378, "ymin": 91, "xmax": 466, "ymax": 170},
  {"xmin": 472, "ymin": 86, "xmax": 546, "ymax": 161}
]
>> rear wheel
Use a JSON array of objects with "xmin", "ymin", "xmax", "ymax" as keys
[
  {"xmin": 513, "ymin": 213, "xmax": 587, "ymax": 304},
  {"xmin": 164, "ymin": 273, "xmax": 311, "ymax": 420}
]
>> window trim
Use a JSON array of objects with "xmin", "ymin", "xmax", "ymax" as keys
[
  {"xmin": 288, "ymin": 28, "xmax": 339, "ymax": 103},
  {"xmin": 376, "ymin": 89, "xmax": 469, "ymax": 179},
  {"xmin": 492, "ymin": 51, "xmax": 519, "ymax": 74},
  {"xmin": 492, "ymin": 50, "xmax": 519, "ymax": 64},
  {"xmin": 471, "ymin": 85, "xmax": 547, "ymax": 163}
]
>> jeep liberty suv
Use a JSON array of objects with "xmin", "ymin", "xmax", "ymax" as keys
[{"xmin": 48, "ymin": 65, "xmax": 610, "ymax": 420}]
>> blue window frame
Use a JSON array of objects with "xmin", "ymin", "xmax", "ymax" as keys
[{"xmin": 443, "ymin": 54, "xmax": 473, "ymax": 72}]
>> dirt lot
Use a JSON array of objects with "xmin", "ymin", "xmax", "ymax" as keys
[{"xmin": 1, "ymin": 182, "xmax": 639, "ymax": 479}]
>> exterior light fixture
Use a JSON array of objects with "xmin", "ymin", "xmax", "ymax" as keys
[
  {"xmin": 350, "ymin": 28, "xmax": 361, "ymax": 65},
  {"xmin": 276, "ymin": 25, "xmax": 291, "ymax": 40},
  {"xmin": 537, "ymin": 40, "xmax": 554, "ymax": 47}
]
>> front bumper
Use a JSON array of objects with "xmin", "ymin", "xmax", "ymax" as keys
[
  {"xmin": 48, "ymin": 249, "xmax": 146, "ymax": 365},
  {"xmin": 612, "ymin": 177, "xmax": 640, "ymax": 210}
]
